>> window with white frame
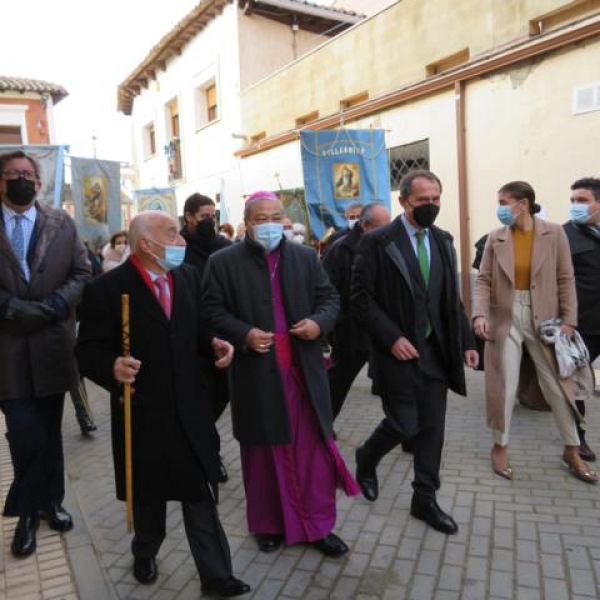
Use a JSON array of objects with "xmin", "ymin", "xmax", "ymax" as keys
[{"xmin": 195, "ymin": 79, "xmax": 219, "ymax": 129}]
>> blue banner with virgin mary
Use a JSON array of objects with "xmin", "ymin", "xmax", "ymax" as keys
[{"xmin": 300, "ymin": 129, "xmax": 390, "ymax": 240}]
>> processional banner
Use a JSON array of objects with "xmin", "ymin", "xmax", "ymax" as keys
[
  {"xmin": 71, "ymin": 157, "xmax": 121, "ymax": 243},
  {"xmin": 299, "ymin": 129, "xmax": 391, "ymax": 240},
  {"xmin": 134, "ymin": 188, "xmax": 177, "ymax": 218}
]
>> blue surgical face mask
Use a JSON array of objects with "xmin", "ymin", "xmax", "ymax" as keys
[
  {"xmin": 149, "ymin": 239, "xmax": 186, "ymax": 271},
  {"xmin": 570, "ymin": 204, "xmax": 592, "ymax": 224},
  {"xmin": 497, "ymin": 205, "xmax": 517, "ymax": 227},
  {"xmin": 253, "ymin": 223, "xmax": 284, "ymax": 252}
]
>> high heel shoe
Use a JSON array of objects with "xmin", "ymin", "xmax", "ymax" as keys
[
  {"xmin": 491, "ymin": 445, "xmax": 513, "ymax": 480},
  {"xmin": 562, "ymin": 450, "xmax": 598, "ymax": 484}
]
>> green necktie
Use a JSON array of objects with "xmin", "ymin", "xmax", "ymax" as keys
[
  {"xmin": 416, "ymin": 231, "xmax": 430, "ymax": 287},
  {"xmin": 416, "ymin": 231, "xmax": 432, "ymax": 337}
]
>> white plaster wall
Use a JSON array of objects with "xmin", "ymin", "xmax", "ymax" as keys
[{"xmin": 130, "ymin": 3, "xmax": 244, "ymax": 215}]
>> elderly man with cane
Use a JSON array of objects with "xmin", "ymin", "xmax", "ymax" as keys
[{"xmin": 76, "ymin": 211, "xmax": 250, "ymax": 596}]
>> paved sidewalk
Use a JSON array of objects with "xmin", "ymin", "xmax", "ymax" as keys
[{"xmin": 1, "ymin": 367, "xmax": 600, "ymax": 599}]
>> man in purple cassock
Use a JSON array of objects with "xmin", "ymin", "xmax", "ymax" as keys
[{"xmin": 202, "ymin": 191, "xmax": 358, "ymax": 556}]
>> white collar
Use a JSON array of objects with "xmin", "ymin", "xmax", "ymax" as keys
[{"xmin": 2, "ymin": 202, "xmax": 37, "ymax": 223}]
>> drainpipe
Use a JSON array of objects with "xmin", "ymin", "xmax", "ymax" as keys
[
  {"xmin": 291, "ymin": 16, "xmax": 299, "ymax": 59},
  {"xmin": 455, "ymin": 79, "xmax": 471, "ymax": 314}
]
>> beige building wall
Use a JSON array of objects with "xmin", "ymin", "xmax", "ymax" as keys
[
  {"xmin": 331, "ymin": 0, "xmax": 397, "ymax": 15},
  {"xmin": 241, "ymin": 0, "xmax": 600, "ymax": 139},
  {"xmin": 237, "ymin": 11, "xmax": 340, "ymax": 91},
  {"xmin": 466, "ymin": 37, "xmax": 600, "ymax": 254}
]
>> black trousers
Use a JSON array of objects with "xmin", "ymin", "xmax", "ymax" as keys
[
  {"xmin": 361, "ymin": 340, "xmax": 448, "ymax": 498},
  {"xmin": 582, "ymin": 334, "xmax": 600, "ymax": 364},
  {"xmin": 328, "ymin": 345, "xmax": 370, "ymax": 419},
  {"xmin": 132, "ymin": 494, "xmax": 232, "ymax": 584},
  {"xmin": 0, "ymin": 394, "xmax": 66, "ymax": 517}
]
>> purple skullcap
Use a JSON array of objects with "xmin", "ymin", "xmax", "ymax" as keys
[{"xmin": 245, "ymin": 190, "xmax": 279, "ymax": 205}]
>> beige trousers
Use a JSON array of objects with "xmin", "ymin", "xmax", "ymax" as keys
[{"xmin": 494, "ymin": 290, "xmax": 579, "ymax": 447}]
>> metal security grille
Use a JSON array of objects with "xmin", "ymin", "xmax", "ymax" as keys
[{"xmin": 389, "ymin": 139, "xmax": 430, "ymax": 191}]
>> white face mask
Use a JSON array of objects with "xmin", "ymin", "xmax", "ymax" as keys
[
  {"xmin": 347, "ymin": 218, "xmax": 359, "ymax": 230},
  {"xmin": 283, "ymin": 229, "xmax": 294, "ymax": 240}
]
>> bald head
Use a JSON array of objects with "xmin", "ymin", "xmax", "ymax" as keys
[
  {"xmin": 360, "ymin": 203, "xmax": 391, "ymax": 232},
  {"xmin": 129, "ymin": 210, "xmax": 185, "ymax": 274}
]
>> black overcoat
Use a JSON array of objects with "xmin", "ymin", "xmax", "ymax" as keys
[
  {"xmin": 76, "ymin": 260, "xmax": 220, "ymax": 503},
  {"xmin": 322, "ymin": 224, "xmax": 369, "ymax": 353},
  {"xmin": 202, "ymin": 237, "xmax": 339, "ymax": 445},
  {"xmin": 564, "ymin": 221, "xmax": 600, "ymax": 335},
  {"xmin": 351, "ymin": 217, "xmax": 474, "ymax": 397}
]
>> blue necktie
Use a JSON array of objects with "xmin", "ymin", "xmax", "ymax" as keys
[{"xmin": 11, "ymin": 215, "xmax": 26, "ymax": 266}]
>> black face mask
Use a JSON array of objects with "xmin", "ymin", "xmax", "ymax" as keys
[
  {"xmin": 5, "ymin": 178, "xmax": 36, "ymax": 206},
  {"xmin": 411, "ymin": 203, "xmax": 440, "ymax": 228},
  {"xmin": 195, "ymin": 218, "xmax": 216, "ymax": 237}
]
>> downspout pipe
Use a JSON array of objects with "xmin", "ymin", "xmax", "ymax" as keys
[{"xmin": 455, "ymin": 79, "xmax": 471, "ymax": 315}]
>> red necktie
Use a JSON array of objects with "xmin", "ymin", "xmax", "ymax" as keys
[{"xmin": 155, "ymin": 276, "xmax": 171, "ymax": 319}]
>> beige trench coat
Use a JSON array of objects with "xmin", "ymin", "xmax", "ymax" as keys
[{"xmin": 472, "ymin": 219, "xmax": 579, "ymax": 432}]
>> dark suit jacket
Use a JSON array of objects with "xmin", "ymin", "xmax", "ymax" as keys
[
  {"xmin": 76, "ymin": 260, "xmax": 220, "ymax": 503},
  {"xmin": 351, "ymin": 216, "xmax": 474, "ymax": 398},
  {"xmin": 202, "ymin": 237, "xmax": 339, "ymax": 445}
]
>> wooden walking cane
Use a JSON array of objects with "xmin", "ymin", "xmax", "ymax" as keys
[{"xmin": 121, "ymin": 294, "xmax": 134, "ymax": 532}]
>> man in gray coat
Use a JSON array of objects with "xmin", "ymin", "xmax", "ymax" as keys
[{"xmin": 0, "ymin": 150, "xmax": 90, "ymax": 557}]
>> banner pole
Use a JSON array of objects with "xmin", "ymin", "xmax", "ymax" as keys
[{"xmin": 121, "ymin": 294, "xmax": 134, "ymax": 533}]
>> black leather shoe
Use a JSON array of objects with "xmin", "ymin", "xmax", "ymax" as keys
[
  {"xmin": 133, "ymin": 557, "xmax": 158, "ymax": 584},
  {"xmin": 410, "ymin": 496, "xmax": 458, "ymax": 535},
  {"xmin": 401, "ymin": 439, "xmax": 415, "ymax": 454},
  {"xmin": 355, "ymin": 446, "xmax": 378, "ymax": 501},
  {"xmin": 201, "ymin": 575, "xmax": 251, "ymax": 597},
  {"xmin": 579, "ymin": 442, "xmax": 596, "ymax": 462},
  {"xmin": 77, "ymin": 415, "xmax": 97, "ymax": 434},
  {"xmin": 11, "ymin": 515, "xmax": 39, "ymax": 557},
  {"xmin": 254, "ymin": 533, "xmax": 282, "ymax": 553},
  {"xmin": 311, "ymin": 533, "xmax": 349, "ymax": 558},
  {"xmin": 39, "ymin": 504, "xmax": 73, "ymax": 532},
  {"xmin": 218, "ymin": 455, "xmax": 229, "ymax": 483}
]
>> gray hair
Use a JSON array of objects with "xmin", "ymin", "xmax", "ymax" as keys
[
  {"xmin": 360, "ymin": 202, "xmax": 385, "ymax": 226},
  {"xmin": 243, "ymin": 195, "xmax": 283, "ymax": 221},
  {"xmin": 345, "ymin": 202, "xmax": 363, "ymax": 217}
]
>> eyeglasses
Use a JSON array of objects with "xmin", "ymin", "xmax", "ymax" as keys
[{"xmin": 1, "ymin": 169, "xmax": 39, "ymax": 181}]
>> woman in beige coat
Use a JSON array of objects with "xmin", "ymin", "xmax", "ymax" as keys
[{"xmin": 472, "ymin": 181, "xmax": 597, "ymax": 483}]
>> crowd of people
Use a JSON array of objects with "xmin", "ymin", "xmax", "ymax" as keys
[{"xmin": 1, "ymin": 148, "xmax": 598, "ymax": 597}]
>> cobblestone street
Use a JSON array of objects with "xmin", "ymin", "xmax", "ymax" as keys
[{"xmin": 2, "ymin": 366, "xmax": 600, "ymax": 599}]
